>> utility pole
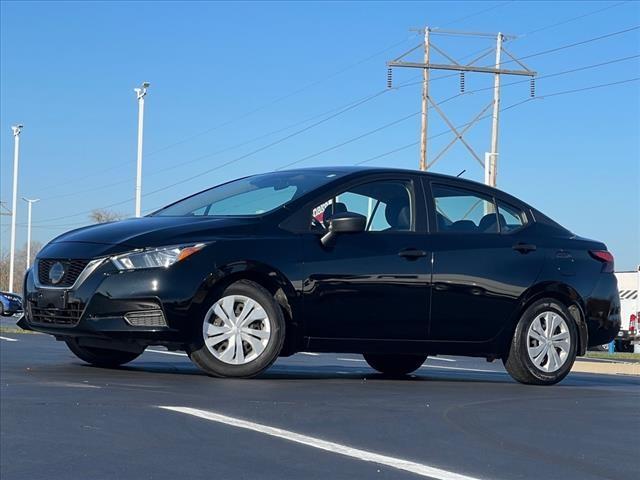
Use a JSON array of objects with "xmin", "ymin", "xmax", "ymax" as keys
[
  {"xmin": 134, "ymin": 82, "xmax": 150, "ymax": 217},
  {"xmin": 487, "ymin": 33, "xmax": 503, "ymax": 187},
  {"xmin": 8, "ymin": 125, "xmax": 23, "ymax": 293},
  {"xmin": 419, "ymin": 28, "xmax": 430, "ymax": 171},
  {"xmin": 22, "ymin": 198, "xmax": 40, "ymax": 269},
  {"xmin": 387, "ymin": 28, "xmax": 536, "ymax": 185}
]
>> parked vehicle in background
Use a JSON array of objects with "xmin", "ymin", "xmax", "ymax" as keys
[
  {"xmin": 0, "ymin": 291, "xmax": 23, "ymax": 317},
  {"xmin": 614, "ymin": 268, "xmax": 639, "ymax": 352},
  {"xmin": 19, "ymin": 167, "xmax": 621, "ymax": 385}
]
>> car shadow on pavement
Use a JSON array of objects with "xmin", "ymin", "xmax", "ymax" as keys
[{"xmin": 92, "ymin": 361, "xmax": 515, "ymax": 384}]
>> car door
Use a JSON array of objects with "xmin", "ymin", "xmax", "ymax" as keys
[
  {"xmin": 301, "ymin": 175, "xmax": 431, "ymax": 342},
  {"xmin": 425, "ymin": 180, "xmax": 545, "ymax": 342}
]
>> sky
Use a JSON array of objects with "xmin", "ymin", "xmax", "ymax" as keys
[{"xmin": 1, "ymin": 0, "xmax": 639, "ymax": 270}]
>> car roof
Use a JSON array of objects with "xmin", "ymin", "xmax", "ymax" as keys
[{"xmin": 278, "ymin": 165, "xmax": 500, "ymax": 193}]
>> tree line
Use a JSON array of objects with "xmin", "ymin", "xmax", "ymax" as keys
[{"xmin": 0, "ymin": 209, "xmax": 124, "ymax": 293}]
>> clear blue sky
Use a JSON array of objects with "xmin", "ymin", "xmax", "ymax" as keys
[{"xmin": 1, "ymin": 1, "xmax": 639, "ymax": 269}]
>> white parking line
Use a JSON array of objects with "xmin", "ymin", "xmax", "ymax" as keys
[
  {"xmin": 337, "ymin": 357, "xmax": 366, "ymax": 362},
  {"xmin": 146, "ymin": 349, "xmax": 188, "ymax": 357},
  {"xmin": 0, "ymin": 336, "xmax": 18, "ymax": 342},
  {"xmin": 159, "ymin": 406, "xmax": 484, "ymax": 480},
  {"xmin": 429, "ymin": 357, "xmax": 456, "ymax": 362},
  {"xmin": 299, "ymin": 352, "xmax": 320, "ymax": 356}
]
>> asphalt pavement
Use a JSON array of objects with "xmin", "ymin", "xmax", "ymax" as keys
[{"xmin": 1, "ymin": 332, "xmax": 638, "ymax": 480}]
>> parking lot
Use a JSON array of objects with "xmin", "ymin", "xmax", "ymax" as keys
[{"xmin": 1, "ymin": 332, "xmax": 638, "ymax": 480}]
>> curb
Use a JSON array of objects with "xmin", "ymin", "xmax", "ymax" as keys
[{"xmin": 571, "ymin": 360, "xmax": 640, "ymax": 376}]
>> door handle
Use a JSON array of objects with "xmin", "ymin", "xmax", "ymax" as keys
[
  {"xmin": 512, "ymin": 243, "xmax": 537, "ymax": 254},
  {"xmin": 398, "ymin": 248, "xmax": 427, "ymax": 260}
]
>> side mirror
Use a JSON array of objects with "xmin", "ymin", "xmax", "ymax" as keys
[{"xmin": 320, "ymin": 212, "xmax": 366, "ymax": 246}]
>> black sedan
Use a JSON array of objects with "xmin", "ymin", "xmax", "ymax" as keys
[{"xmin": 20, "ymin": 167, "xmax": 620, "ymax": 385}]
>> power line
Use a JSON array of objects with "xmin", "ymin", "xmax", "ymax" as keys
[
  {"xmin": 275, "ymin": 111, "xmax": 420, "ymax": 171},
  {"xmin": 535, "ymin": 77, "xmax": 640, "ymax": 98},
  {"xmin": 113, "ymin": 76, "xmax": 640, "ymax": 215},
  {"xmin": 520, "ymin": 1, "xmax": 632, "ymax": 37},
  {"xmin": 395, "ymin": 4, "xmax": 635, "ymax": 85},
  {"xmin": 34, "ymin": 4, "xmax": 524, "ymax": 196},
  {"xmin": 37, "ymin": 35, "xmax": 419, "ymax": 194},
  {"xmin": 438, "ymin": 1, "xmax": 514, "ymax": 28},
  {"xmin": 41, "ymin": 52, "xmax": 639, "ymax": 204},
  {"xmin": 40, "ymin": 89, "xmax": 391, "ymax": 201},
  {"xmin": 513, "ymin": 25, "xmax": 639, "ymax": 63},
  {"xmin": 36, "ymin": 90, "xmax": 393, "ymax": 223},
  {"xmin": 38, "ymin": 23, "xmax": 639, "ymax": 200},
  {"xmin": 32, "ymin": 74, "xmax": 639, "ymax": 226},
  {"xmin": 356, "ymin": 77, "xmax": 640, "ymax": 167},
  {"xmin": 400, "ymin": 54, "xmax": 640, "ymax": 91}
]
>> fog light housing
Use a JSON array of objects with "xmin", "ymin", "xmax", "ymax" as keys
[{"xmin": 124, "ymin": 310, "xmax": 167, "ymax": 328}]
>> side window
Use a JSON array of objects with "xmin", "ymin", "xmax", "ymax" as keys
[
  {"xmin": 311, "ymin": 180, "xmax": 414, "ymax": 232},
  {"xmin": 497, "ymin": 200, "xmax": 527, "ymax": 232},
  {"xmin": 432, "ymin": 184, "xmax": 498, "ymax": 234}
]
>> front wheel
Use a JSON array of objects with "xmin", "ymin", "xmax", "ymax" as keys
[
  {"xmin": 187, "ymin": 280, "xmax": 285, "ymax": 378},
  {"xmin": 65, "ymin": 338, "xmax": 144, "ymax": 368},
  {"xmin": 363, "ymin": 353, "xmax": 427, "ymax": 376},
  {"xmin": 503, "ymin": 298, "xmax": 578, "ymax": 385}
]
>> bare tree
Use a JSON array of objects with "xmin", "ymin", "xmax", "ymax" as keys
[
  {"xmin": 89, "ymin": 209, "xmax": 125, "ymax": 224},
  {"xmin": 0, "ymin": 240, "xmax": 43, "ymax": 292}
]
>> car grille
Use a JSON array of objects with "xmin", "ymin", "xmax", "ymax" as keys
[
  {"xmin": 38, "ymin": 259, "xmax": 90, "ymax": 287},
  {"xmin": 28, "ymin": 303, "xmax": 83, "ymax": 326}
]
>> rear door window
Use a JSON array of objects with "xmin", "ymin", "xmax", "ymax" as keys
[
  {"xmin": 497, "ymin": 200, "xmax": 527, "ymax": 232},
  {"xmin": 432, "ymin": 185, "xmax": 498, "ymax": 234}
]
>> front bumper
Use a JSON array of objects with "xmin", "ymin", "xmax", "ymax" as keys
[{"xmin": 23, "ymin": 257, "xmax": 203, "ymax": 346}]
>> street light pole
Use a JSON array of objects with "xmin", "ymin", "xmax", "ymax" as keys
[
  {"xmin": 8, "ymin": 125, "xmax": 23, "ymax": 293},
  {"xmin": 22, "ymin": 197, "xmax": 40, "ymax": 269},
  {"xmin": 134, "ymin": 82, "xmax": 150, "ymax": 217}
]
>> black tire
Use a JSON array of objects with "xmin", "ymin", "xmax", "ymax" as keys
[
  {"xmin": 503, "ymin": 298, "xmax": 578, "ymax": 385},
  {"xmin": 0, "ymin": 304, "xmax": 4, "ymax": 317},
  {"xmin": 65, "ymin": 338, "xmax": 143, "ymax": 368},
  {"xmin": 187, "ymin": 280, "xmax": 286, "ymax": 378},
  {"xmin": 363, "ymin": 353, "xmax": 427, "ymax": 376}
]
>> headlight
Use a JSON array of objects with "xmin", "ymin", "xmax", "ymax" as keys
[{"xmin": 111, "ymin": 244, "xmax": 205, "ymax": 271}]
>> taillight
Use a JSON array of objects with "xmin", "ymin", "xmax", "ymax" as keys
[
  {"xmin": 589, "ymin": 250, "xmax": 614, "ymax": 273},
  {"xmin": 630, "ymin": 314, "xmax": 637, "ymax": 335}
]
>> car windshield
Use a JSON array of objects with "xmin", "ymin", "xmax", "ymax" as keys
[{"xmin": 152, "ymin": 170, "xmax": 345, "ymax": 217}]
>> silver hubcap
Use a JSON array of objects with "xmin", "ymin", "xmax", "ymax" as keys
[
  {"xmin": 527, "ymin": 311, "xmax": 571, "ymax": 373},
  {"xmin": 202, "ymin": 295, "xmax": 271, "ymax": 365}
]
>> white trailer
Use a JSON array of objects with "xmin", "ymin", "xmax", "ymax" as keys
[{"xmin": 614, "ymin": 268, "xmax": 639, "ymax": 352}]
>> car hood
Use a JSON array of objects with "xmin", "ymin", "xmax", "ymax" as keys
[{"xmin": 40, "ymin": 216, "xmax": 260, "ymax": 258}]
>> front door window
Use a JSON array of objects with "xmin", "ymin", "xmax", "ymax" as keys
[{"xmin": 311, "ymin": 180, "xmax": 414, "ymax": 233}]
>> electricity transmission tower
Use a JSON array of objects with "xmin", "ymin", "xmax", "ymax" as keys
[
  {"xmin": 0, "ymin": 202, "xmax": 11, "ymax": 216},
  {"xmin": 387, "ymin": 28, "xmax": 536, "ymax": 186}
]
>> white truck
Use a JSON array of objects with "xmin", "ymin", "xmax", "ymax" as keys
[{"xmin": 614, "ymin": 268, "xmax": 639, "ymax": 352}]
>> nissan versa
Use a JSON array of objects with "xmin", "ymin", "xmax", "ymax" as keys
[{"xmin": 20, "ymin": 167, "xmax": 620, "ymax": 385}]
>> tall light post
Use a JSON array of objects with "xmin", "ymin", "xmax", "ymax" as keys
[
  {"xmin": 134, "ymin": 82, "xmax": 150, "ymax": 217},
  {"xmin": 22, "ymin": 197, "xmax": 40, "ymax": 269},
  {"xmin": 8, "ymin": 125, "xmax": 23, "ymax": 293}
]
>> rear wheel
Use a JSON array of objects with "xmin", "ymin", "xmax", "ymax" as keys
[
  {"xmin": 65, "ymin": 338, "xmax": 143, "ymax": 368},
  {"xmin": 187, "ymin": 280, "xmax": 285, "ymax": 378},
  {"xmin": 363, "ymin": 353, "xmax": 427, "ymax": 376},
  {"xmin": 503, "ymin": 298, "xmax": 577, "ymax": 385}
]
